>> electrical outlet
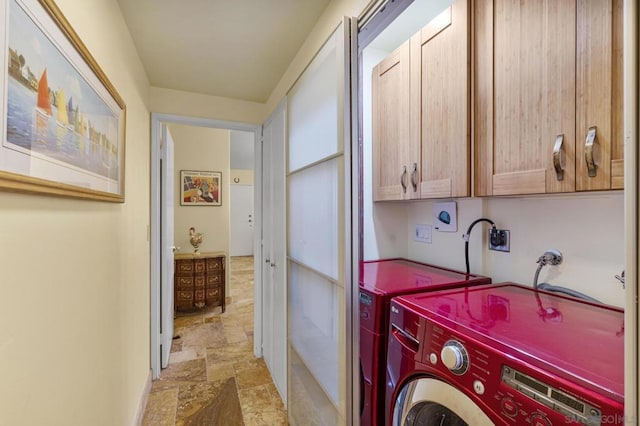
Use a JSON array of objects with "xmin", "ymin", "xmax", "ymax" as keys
[
  {"xmin": 414, "ymin": 224, "xmax": 432, "ymax": 243},
  {"xmin": 488, "ymin": 229, "xmax": 510, "ymax": 252}
]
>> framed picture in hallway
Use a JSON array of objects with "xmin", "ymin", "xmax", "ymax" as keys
[
  {"xmin": 181, "ymin": 170, "xmax": 221, "ymax": 206},
  {"xmin": 0, "ymin": 0, "xmax": 126, "ymax": 202}
]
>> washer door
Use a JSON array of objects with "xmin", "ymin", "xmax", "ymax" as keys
[{"xmin": 393, "ymin": 378, "xmax": 494, "ymax": 426}]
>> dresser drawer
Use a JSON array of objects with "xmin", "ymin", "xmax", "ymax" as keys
[
  {"xmin": 206, "ymin": 288, "xmax": 220, "ymax": 298},
  {"xmin": 195, "ymin": 275, "xmax": 206, "ymax": 288},
  {"xmin": 206, "ymin": 274, "xmax": 222, "ymax": 286},
  {"xmin": 194, "ymin": 259, "xmax": 206, "ymax": 273},
  {"xmin": 206, "ymin": 258, "xmax": 223, "ymax": 272},
  {"xmin": 206, "ymin": 288, "xmax": 221, "ymax": 305},
  {"xmin": 176, "ymin": 276, "xmax": 194, "ymax": 290},
  {"xmin": 176, "ymin": 290, "xmax": 193, "ymax": 302},
  {"xmin": 175, "ymin": 260, "xmax": 194, "ymax": 274}
]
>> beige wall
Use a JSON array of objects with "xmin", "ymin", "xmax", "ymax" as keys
[
  {"xmin": 398, "ymin": 194, "xmax": 626, "ymax": 307},
  {"xmin": 230, "ymin": 169, "xmax": 254, "ymax": 186},
  {"xmin": 264, "ymin": 0, "xmax": 371, "ymax": 116},
  {"xmin": 0, "ymin": 0, "xmax": 151, "ymax": 425},
  {"xmin": 170, "ymin": 124, "xmax": 231, "ymax": 290},
  {"xmin": 366, "ymin": 194, "xmax": 625, "ymax": 307},
  {"xmin": 150, "ymin": 86, "xmax": 267, "ymax": 125}
]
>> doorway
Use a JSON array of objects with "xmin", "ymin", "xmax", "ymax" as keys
[{"xmin": 150, "ymin": 113, "xmax": 262, "ymax": 379}]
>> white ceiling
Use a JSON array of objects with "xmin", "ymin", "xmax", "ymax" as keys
[{"xmin": 117, "ymin": 0, "xmax": 332, "ymax": 103}]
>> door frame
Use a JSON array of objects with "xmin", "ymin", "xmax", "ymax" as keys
[
  {"xmin": 150, "ymin": 112, "xmax": 262, "ymax": 379},
  {"xmin": 158, "ymin": 123, "xmax": 175, "ymax": 369}
]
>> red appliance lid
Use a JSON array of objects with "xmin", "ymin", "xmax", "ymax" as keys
[
  {"xmin": 397, "ymin": 283, "xmax": 624, "ymax": 400},
  {"xmin": 360, "ymin": 259, "xmax": 488, "ymax": 295}
]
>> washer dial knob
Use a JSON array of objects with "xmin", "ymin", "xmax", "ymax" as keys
[{"xmin": 440, "ymin": 340, "xmax": 469, "ymax": 375}]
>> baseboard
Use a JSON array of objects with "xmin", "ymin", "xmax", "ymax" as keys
[{"xmin": 133, "ymin": 370, "xmax": 153, "ymax": 426}]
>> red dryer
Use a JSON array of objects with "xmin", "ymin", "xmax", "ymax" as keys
[{"xmin": 359, "ymin": 258, "xmax": 490, "ymax": 426}]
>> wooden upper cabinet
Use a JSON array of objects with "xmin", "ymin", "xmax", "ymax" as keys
[
  {"xmin": 575, "ymin": 0, "xmax": 624, "ymax": 191},
  {"xmin": 372, "ymin": 41, "xmax": 412, "ymax": 201},
  {"xmin": 474, "ymin": 0, "xmax": 623, "ymax": 196},
  {"xmin": 475, "ymin": 0, "xmax": 577, "ymax": 196},
  {"xmin": 372, "ymin": 0, "xmax": 470, "ymax": 201},
  {"xmin": 412, "ymin": 0, "xmax": 470, "ymax": 198}
]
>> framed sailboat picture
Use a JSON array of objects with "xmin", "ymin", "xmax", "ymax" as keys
[{"xmin": 0, "ymin": 0, "xmax": 126, "ymax": 202}]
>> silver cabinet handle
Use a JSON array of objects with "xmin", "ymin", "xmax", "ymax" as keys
[
  {"xmin": 584, "ymin": 126, "xmax": 599, "ymax": 177},
  {"xmin": 270, "ymin": 262, "xmax": 276, "ymax": 267},
  {"xmin": 552, "ymin": 134, "xmax": 565, "ymax": 181},
  {"xmin": 400, "ymin": 166, "xmax": 407, "ymax": 193},
  {"xmin": 265, "ymin": 258, "xmax": 270, "ymax": 264},
  {"xmin": 410, "ymin": 162, "xmax": 418, "ymax": 192},
  {"xmin": 172, "ymin": 246, "xmax": 180, "ymax": 253}
]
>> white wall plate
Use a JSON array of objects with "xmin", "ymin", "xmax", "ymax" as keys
[{"xmin": 434, "ymin": 201, "xmax": 457, "ymax": 232}]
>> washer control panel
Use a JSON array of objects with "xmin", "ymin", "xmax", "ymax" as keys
[
  {"xmin": 420, "ymin": 321, "xmax": 622, "ymax": 425},
  {"xmin": 502, "ymin": 366, "xmax": 602, "ymax": 425},
  {"xmin": 440, "ymin": 340, "xmax": 469, "ymax": 375}
]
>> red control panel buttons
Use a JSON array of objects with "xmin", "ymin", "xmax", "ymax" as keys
[
  {"xmin": 530, "ymin": 413, "xmax": 551, "ymax": 426},
  {"xmin": 500, "ymin": 397, "xmax": 518, "ymax": 417}
]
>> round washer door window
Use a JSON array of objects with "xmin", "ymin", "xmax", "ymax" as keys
[
  {"xmin": 393, "ymin": 378, "xmax": 494, "ymax": 426},
  {"xmin": 405, "ymin": 401, "xmax": 467, "ymax": 426}
]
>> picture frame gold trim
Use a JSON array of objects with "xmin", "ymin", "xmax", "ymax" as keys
[{"xmin": 0, "ymin": 0, "xmax": 126, "ymax": 202}]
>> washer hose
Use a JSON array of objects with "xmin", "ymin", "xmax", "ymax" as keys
[
  {"xmin": 536, "ymin": 283, "xmax": 602, "ymax": 304},
  {"xmin": 532, "ymin": 251, "xmax": 601, "ymax": 303},
  {"xmin": 462, "ymin": 218, "xmax": 496, "ymax": 275}
]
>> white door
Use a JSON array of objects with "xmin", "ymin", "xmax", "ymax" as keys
[
  {"xmin": 230, "ymin": 184, "xmax": 254, "ymax": 256},
  {"xmin": 160, "ymin": 125, "xmax": 175, "ymax": 368},
  {"xmin": 261, "ymin": 101, "xmax": 287, "ymax": 403},
  {"xmin": 286, "ymin": 19, "xmax": 355, "ymax": 424},
  {"xmin": 262, "ymin": 119, "xmax": 274, "ymax": 385}
]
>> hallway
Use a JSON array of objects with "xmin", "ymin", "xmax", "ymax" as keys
[{"xmin": 142, "ymin": 256, "xmax": 287, "ymax": 425}]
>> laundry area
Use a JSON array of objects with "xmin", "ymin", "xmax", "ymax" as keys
[{"xmin": 358, "ymin": 0, "xmax": 630, "ymax": 424}]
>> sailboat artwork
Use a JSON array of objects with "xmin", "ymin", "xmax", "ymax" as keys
[
  {"xmin": 35, "ymin": 69, "xmax": 52, "ymax": 117},
  {"xmin": 2, "ymin": 0, "xmax": 125, "ymax": 201}
]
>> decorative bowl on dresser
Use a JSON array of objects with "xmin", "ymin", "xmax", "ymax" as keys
[{"xmin": 174, "ymin": 251, "xmax": 225, "ymax": 312}]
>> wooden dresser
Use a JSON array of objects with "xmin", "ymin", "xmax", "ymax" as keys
[{"xmin": 174, "ymin": 251, "xmax": 225, "ymax": 312}]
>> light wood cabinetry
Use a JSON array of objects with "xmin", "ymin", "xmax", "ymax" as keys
[
  {"xmin": 411, "ymin": 1, "xmax": 469, "ymax": 198},
  {"xmin": 372, "ymin": 41, "xmax": 412, "ymax": 201},
  {"xmin": 575, "ymin": 0, "xmax": 624, "ymax": 191},
  {"xmin": 174, "ymin": 252, "xmax": 225, "ymax": 312},
  {"xmin": 474, "ymin": 0, "xmax": 623, "ymax": 196},
  {"xmin": 372, "ymin": 0, "xmax": 470, "ymax": 201}
]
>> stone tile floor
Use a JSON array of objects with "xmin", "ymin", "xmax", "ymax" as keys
[{"xmin": 142, "ymin": 256, "xmax": 288, "ymax": 425}]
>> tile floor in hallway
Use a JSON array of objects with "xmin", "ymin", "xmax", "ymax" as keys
[{"xmin": 142, "ymin": 256, "xmax": 288, "ymax": 425}]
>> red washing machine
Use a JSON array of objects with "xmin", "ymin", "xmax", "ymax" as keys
[
  {"xmin": 386, "ymin": 283, "xmax": 624, "ymax": 425},
  {"xmin": 359, "ymin": 259, "xmax": 491, "ymax": 426}
]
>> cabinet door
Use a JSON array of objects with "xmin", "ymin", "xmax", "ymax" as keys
[
  {"xmin": 372, "ymin": 41, "xmax": 412, "ymax": 201},
  {"xmin": 475, "ymin": 0, "xmax": 576, "ymax": 196},
  {"xmin": 413, "ymin": 0, "xmax": 469, "ymax": 198},
  {"xmin": 575, "ymin": 0, "xmax": 623, "ymax": 190}
]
